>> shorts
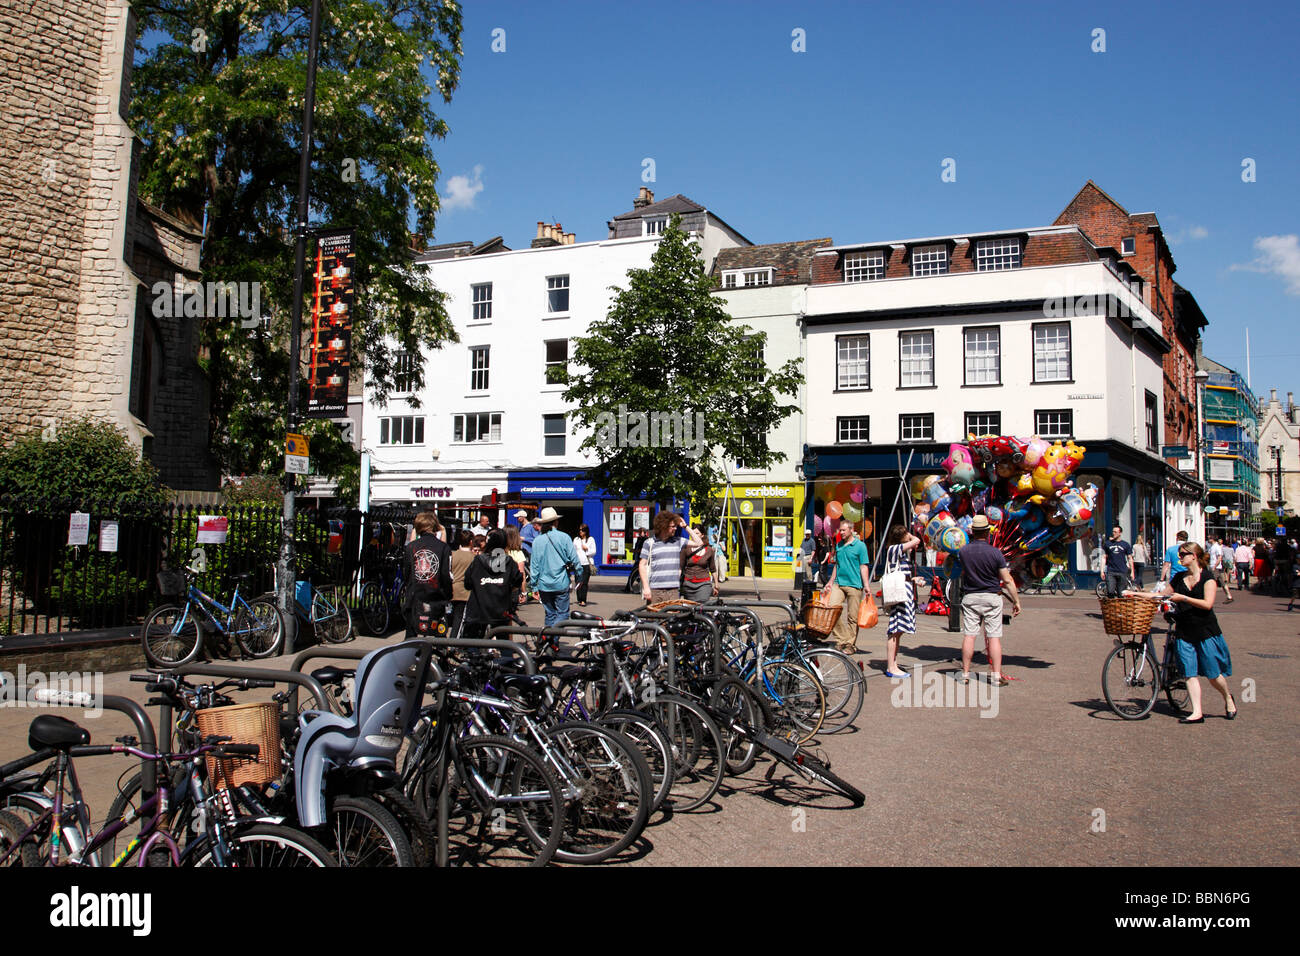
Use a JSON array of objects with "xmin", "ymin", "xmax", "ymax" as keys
[
  {"xmin": 1174, "ymin": 634, "xmax": 1232, "ymax": 680},
  {"xmin": 960, "ymin": 592, "xmax": 1004, "ymax": 638}
]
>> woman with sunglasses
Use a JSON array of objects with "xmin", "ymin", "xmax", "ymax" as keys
[{"xmin": 1153, "ymin": 543, "xmax": 1237, "ymax": 724}]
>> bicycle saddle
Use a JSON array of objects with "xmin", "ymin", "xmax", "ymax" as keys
[
  {"xmin": 294, "ymin": 640, "xmax": 432, "ymax": 829},
  {"xmin": 29, "ymin": 714, "xmax": 90, "ymax": 752},
  {"xmin": 310, "ymin": 666, "xmax": 353, "ymax": 687},
  {"xmin": 230, "ymin": 572, "xmax": 254, "ymax": 583},
  {"xmin": 567, "ymin": 609, "xmax": 602, "ymax": 622}
]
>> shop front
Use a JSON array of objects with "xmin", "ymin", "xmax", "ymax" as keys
[
  {"xmin": 367, "ymin": 474, "xmax": 507, "ymax": 537},
  {"xmin": 507, "ymin": 471, "xmax": 678, "ymax": 576},
  {"xmin": 713, "ymin": 483, "xmax": 806, "ymax": 580}
]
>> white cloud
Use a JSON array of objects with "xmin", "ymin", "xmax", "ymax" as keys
[
  {"xmin": 1231, "ymin": 234, "xmax": 1300, "ymax": 295},
  {"xmin": 442, "ymin": 164, "xmax": 484, "ymax": 211},
  {"xmin": 1170, "ymin": 225, "xmax": 1209, "ymax": 244}
]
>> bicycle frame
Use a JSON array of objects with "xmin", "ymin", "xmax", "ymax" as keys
[{"xmin": 180, "ymin": 581, "xmax": 257, "ymax": 638}]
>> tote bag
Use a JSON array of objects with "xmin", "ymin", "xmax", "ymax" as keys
[{"xmin": 881, "ymin": 545, "xmax": 910, "ymax": 607}]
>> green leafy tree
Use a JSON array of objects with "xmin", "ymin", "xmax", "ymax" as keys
[
  {"xmin": 562, "ymin": 218, "xmax": 803, "ymax": 516},
  {"xmin": 0, "ymin": 419, "xmax": 168, "ymax": 505},
  {"xmin": 128, "ymin": 0, "xmax": 463, "ymax": 480}
]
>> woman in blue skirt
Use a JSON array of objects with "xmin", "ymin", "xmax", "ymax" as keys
[{"xmin": 1162, "ymin": 542, "xmax": 1238, "ymax": 723}]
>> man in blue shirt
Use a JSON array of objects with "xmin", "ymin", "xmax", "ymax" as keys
[
  {"xmin": 1161, "ymin": 530, "xmax": 1189, "ymax": 583},
  {"xmin": 528, "ymin": 508, "xmax": 580, "ymax": 627}
]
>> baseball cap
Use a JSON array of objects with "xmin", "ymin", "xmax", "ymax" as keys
[{"xmin": 513, "ymin": 509, "xmax": 528, "ymax": 520}]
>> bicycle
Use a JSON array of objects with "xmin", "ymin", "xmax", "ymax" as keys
[
  {"xmin": 359, "ymin": 555, "xmax": 404, "ymax": 637},
  {"xmin": 295, "ymin": 578, "xmax": 354, "ymax": 644},
  {"xmin": 1100, "ymin": 597, "xmax": 1191, "ymax": 719},
  {"xmin": 142, "ymin": 567, "xmax": 283, "ymax": 667},
  {"xmin": 1023, "ymin": 564, "xmax": 1076, "ymax": 596}
]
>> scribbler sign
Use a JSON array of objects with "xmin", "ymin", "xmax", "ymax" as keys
[{"xmin": 306, "ymin": 229, "xmax": 354, "ymax": 418}]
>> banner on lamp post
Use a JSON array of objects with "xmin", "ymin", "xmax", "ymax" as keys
[{"xmin": 306, "ymin": 229, "xmax": 354, "ymax": 418}]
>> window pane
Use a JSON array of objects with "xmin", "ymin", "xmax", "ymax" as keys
[
  {"xmin": 472, "ymin": 283, "xmax": 492, "ymax": 321},
  {"xmin": 837, "ymin": 416, "xmax": 869, "ymax": 442},
  {"xmin": 415, "ymin": 418, "xmax": 424, "ymax": 444},
  {"xmin": 548, "ymin": 276, "xmax": 569, "ymax": 312},
  {"xmin": 900, "ymin": 414, "xmax": 933, "ymax": 441},
  {"xmin": 453, "ymin": 416, "xmax": 463, "ymax": 442},
  {"xmin": 964, "ymin": 328, "xmax": 1000, "ymax": 385},
  {"xmin": 911, "ymin": 244, "xmax": 948, "ymax": 276},
  {"xmin": 844, "ymin": 251, "xmax": 885, "ymax": 282},
  {"xmin": 837, "ymin": 335, "xmax": 870, "ymax": 389},
  {"xmin": 380, "ymin": 419, "xmax": 389, "ymax": 444},
  {"xmin": 976, "ymin": 238, "xmax": 1021, "ymax": 271},
  {"xmin": 965, "ymin": 412, "xmax": 1000, "ymax": 437},
  {"xmin": 1034, "ymin": 410, "xmax": 1073, "ymax": 439},
  {"xmin": 900, "ymin": 331, "xmax": 934, "ymax": 387},
  {"xmin": 1034, "ymin": 323, "xmax": 1071, "ymax": 382},
  {"xmin": 490, "ymin": 413, "xmax": 501, "ymax": 442}
]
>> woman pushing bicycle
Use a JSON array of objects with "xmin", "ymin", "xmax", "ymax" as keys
[{"xmin": 1137, "ymin": 543, "xmax": 1237, "ymax": 724}]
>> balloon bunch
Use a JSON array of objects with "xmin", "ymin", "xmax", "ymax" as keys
[
  {"xmin": 909, "ymin": 435, "xmax": 1097, "ymax": 580},
  {"xmin": 813, "ymin": 480, "xmax": 869, "ymax": 540}
]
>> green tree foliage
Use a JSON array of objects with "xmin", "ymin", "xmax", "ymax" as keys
[
  {"xmin": 128, "ymin": 0, "xmax": 463, "ymax": 478},
  {"xmin": 221, "ymin": 473, "xmax": 283, "ymax": 506},
  {"xmin": 562, "ymin": 218, "xmax": 803, "ymax": 516},
  {"xmin": 0, "ymin": 419, "xmax": 168, "ymax": 505}
]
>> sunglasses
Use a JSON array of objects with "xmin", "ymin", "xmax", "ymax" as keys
[{"xmin": 1178, "ymin": 550, "xmax": 1192, "ymax": 558}]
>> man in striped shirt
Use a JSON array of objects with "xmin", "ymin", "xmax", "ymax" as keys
[{"xmin": 640, "ymin": 510, "xmax": 688, "ymax": 604}]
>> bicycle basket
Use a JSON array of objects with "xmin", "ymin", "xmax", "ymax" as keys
[
  {"xmin": 194, "ymin": 701, "xmax": 283, "ymax": 788},
  {"xmin": 802, "ymin": 602, "xmax": 842, "ymax": 636},
  {"xmin": 1098, "ymin": 596, "xmax": 1157, "ymax": 636},
  {"xmin": 156, "ymin": 570, "xmax": 187, "ymax": 597}
]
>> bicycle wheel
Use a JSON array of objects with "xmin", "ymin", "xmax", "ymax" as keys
[
  {"xmin": 1161, "ymin": 633, "xmax": 1191, "ymax": 715},
  {"xmin": 1101, "ymin": 640, "xmax": 1159, "ymax": 719},
  {"xmin": 544, "ymin": 721, "xmax": 652, "ymax": 864},
  {"xmin": 802, "ymin": 648, "xmax": 865, "ymax": 734},
  {"xmin": 373, "ymin": 787, "xmax": 434, "ymax": 868},
  {"xmin": 190, "ymin": 822, "xmax": 337, "ymax": 867},
  {"xmin": 754, "ymin": 660, "xmax": 826, "ymax": 742},
  {"xmin": 233, "ymin": 598, "xmax": 284, "ymax": 659},
  {"xmin": 0, "ymin": 809, "xmax": 39, "ymax": 866},
  {"xmin": 1095, "ymin": 579, "xmax": 1108, "ymax": 599},
  {"xmin": 102, "ymin": 768, "xmax": 191, "ymax": 865},
  {"xmin": 141, "ymin": 603, "xmax": 203, "ymax": 668},
  {"xmin": 359, "ymin": 582, "xmax": 390, "ymax": 636},
  {"xmin": 643, "ymin": 695, "xmax": 725, "ymax": 812},
  {"xmin": 786, "ymin": 752, "xmax": 866, "ymax": 807},
  {"xmin": 709, "ymin": 675, "xmax": 767, "ymax": 776},
  {"xmin": 450, "ymin": 734, "xmax": 566, "ymax": 867},
  {"xmin": 598, "ymin": 709, "xmax": 675, "ymax": 814},
  {"xmin": 1055, "ymin": 572, "xmax": 1076, "ymax": 597},
  {"xmin": 321, "ymin": 795, "xmax": 414, "ymax": 867},
  {"xmin": 312, "ymin": 589, "xmax": 353, "ymax": 644}
]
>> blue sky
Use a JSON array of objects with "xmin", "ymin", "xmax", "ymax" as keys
[{"xmin": 426, "ymin": 0, "xmax": 1300, "ymax": 397}]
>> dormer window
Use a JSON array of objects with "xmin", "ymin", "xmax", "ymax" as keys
[
  {"xmin": 975, "ymin": 237, "xmax": 1022, "ymax": 271},
  {"xmin": 844, "ymin": 251, "xmax": 886, "ymax": 282},
  {"xmin": 643, "ymin": 216, "xmax": 667, "ymax": 236},
  {"xmin": 911, "ymin": 244, "xmax": 948, "ymax": 276},
  {"xmin": 722, "ymin": 269, "xmax": 773, "ymax": 288}
]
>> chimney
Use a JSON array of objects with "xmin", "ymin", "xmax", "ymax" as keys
[
  {"xmin": 408, "ymin": 232, "xmax": 425, "ymax": 253},
  {"xmin": 531, "ymin": 221, "xmax": 563, "ymax": 249},
  {"xmin": 633, "ymin": 187, "xmax": 654, "ymax": 209},
  {"xmin": 1272, "ymin": 388, "xmax": 1278, "ymax": 404}
]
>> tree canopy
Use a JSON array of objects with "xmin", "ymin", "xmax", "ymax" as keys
[
  {"xmin": 562, "ymin": 218, "xmax": 803, "ymax": 517},
  {"xmin": 128, "ymin": 0, "xmax": 464, "ymax": 491}
]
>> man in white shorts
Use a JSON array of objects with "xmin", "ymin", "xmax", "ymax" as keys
[{"xmin": 957, "ymin": 515, "xmax": 1022, "ymax": 686}]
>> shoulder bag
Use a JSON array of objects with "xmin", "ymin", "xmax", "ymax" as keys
[{"xmin": 880, "ymin": 545, "xmax": 910, "ymax": 607}]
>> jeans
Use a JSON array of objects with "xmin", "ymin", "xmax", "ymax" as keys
[
  {"xmin": 1133, "ymin": 563, "xmax": 1145, "ymax": 587},
  {"xmin": 1237, "ymin": 562, "xmax": 1251, "ymax": 588},
  {"xmin": 1105, "ymin": 571, "xmax": 1131, "ymax": 597},
  {"xmin": 540, "ymin": 589, "xmax": 570, "ymax": 628}
]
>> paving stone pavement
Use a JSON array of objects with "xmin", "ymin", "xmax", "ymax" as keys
[{"xmin": 2, "ymin": 578, "xmax": 1295, "ymax": 866}]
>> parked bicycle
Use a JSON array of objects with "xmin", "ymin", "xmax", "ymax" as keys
[
  {"xmin": 142, "ymin": 566, "xmax": 283, "ymax": 667},
  {"xmin": 1022, "ymin": 563, "xmax": 1076, "ymax": 596},
  {"xmin": 359, "ymin": 551, "xmax": 404, "ymax": 637}
]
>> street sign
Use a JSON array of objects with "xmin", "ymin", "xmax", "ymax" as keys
[
  {"xmin": 286, "ymin": 433, "xmax": 309, "ymax": 457},
  {"xmin": 1204, "ymin": 504, "xmax": 1218, "ymax": 514},
  {"xmin": 1161, "ymin": 445, "xmax": 1189, "ymax": 459},
  {"xmin": 1277, "ymin": 525, "xmax": 1287, "ymax": 536},
  {"xmin": 285, "ymin": 453, "xmax": 309, "ymax": 475}
]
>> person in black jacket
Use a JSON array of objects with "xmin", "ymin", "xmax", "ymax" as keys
[
  {"xmin": 402, "ymin": 511, "xmax": 454, "ymax": 637},
  {"xmin": 464, "ymin": 530, "xmax": 524, "ymax": 639}
]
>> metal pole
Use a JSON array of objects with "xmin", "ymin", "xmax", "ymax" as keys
[{"xmin": 278, "ymin": 0, "xmax": 323, "ymax": 655}]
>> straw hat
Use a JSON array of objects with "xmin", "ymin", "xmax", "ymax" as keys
[
  {"xmin": 971, "ymin": 515, "xmax": 991, "ymax": 531},
  {"xmin": 537, "ymin": 507, "xmax": 562, "ymax": 524}
]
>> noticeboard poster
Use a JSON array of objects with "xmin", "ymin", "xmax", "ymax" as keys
[
  {"xmin": 197, "ymin": 515, "xmax": 229, "ymax": 544},
  {"xmin": 632, "ymin": 505, "xmax": 650, "ymax": 530},
  {"xmin": 306, "ymin": 229, "xmax": 355, "ymax": 418},
  {"xmin": 608, "ymin": 532, "xmax": 625, "ymax": 562},
  {"xmin": 609, "ymin": 506, "xmax": 626, "ymax": 531}
]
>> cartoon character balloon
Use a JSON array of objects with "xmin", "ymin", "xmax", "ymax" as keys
[
  {"xmin": 943, "ymin": 443, "xmax": 980, "ymax": 492},
  {"xmin": 938, "ymin": 525, "xmax": 969, "ymax": 553}
]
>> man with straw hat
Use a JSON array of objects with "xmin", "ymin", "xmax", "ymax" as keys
[
  {"xmin": 528, "ymin": 507, "xmax": 580, "ymax": 627},
  {"xmin": 956, "ymin": 514, "xmax": 1021, "ymax": 687}
]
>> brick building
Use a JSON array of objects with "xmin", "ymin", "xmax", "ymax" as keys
[
  {"xmin": 1053, "ymin": 181, "xmax": 1207, "ymax": 541},
  {"xmin": 0, "ymin": 0, "xmax": 216, "ymax": 489}
]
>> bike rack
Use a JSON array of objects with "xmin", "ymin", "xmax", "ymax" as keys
[
  {"xmin": 549, "ymin": 616, "xmax": 679, "ymax": 697},
  {"xmin": 172, "ymin": 663, "xmax": 330, "ymax": 721},
  {"xmin": 707, "ymin": 598, "xmax": 800, "ymax": 627}
]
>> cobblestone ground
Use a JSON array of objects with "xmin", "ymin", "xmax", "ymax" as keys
[{"xmin": 3, "ymin": 577, "xmax": 1295, "ymax": 866}]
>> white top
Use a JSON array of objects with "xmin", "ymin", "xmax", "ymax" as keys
[
  {"xmin": 1235, "ymin": 544, "xmax": 1253, "ymax": 563},
  {"xmin": 573, "ymin": 535, "xmax": 597, "ymax": 566}
]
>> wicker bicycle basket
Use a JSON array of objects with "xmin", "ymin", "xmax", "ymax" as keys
[
  {"xmin": 802, "ymin": 602, "xmax": 843, "ymax": 636},
  {"xmin": 1098, "ymin": 596, "xmax": 1158, "ymax": 636},
  {"xmin": 194, "ymin": 701, "xmax": 282, "ymax": 788}
]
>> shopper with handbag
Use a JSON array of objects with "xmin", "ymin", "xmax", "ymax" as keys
[
  {"xmin": 881, "ymin": 524, "xmax": 921, "ymax": 678},
  {"xmin": 681, "ymin": 525, "xmax": 719, "ymax": 602}
]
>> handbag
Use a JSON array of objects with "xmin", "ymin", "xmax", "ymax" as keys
[
  {"xmin": 858, "ymin": 588, "xmax": 879, "ymax": 629},
  {"xmin": 881, "ymin": 546, "xmax": 909, "ymax": 607}
]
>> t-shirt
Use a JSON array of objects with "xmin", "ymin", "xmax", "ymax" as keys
[
  {"xmin": 833, "ymin": 538, "xmax": 870, "ymax": 589},
  {"xmin": 1164, "ymin": 544, "xmax": 1186, "ymax": 575},
  {"xmin": 641, "ymin": 536, "xmax": 687, "ymax": 589},
  {"xmin": 1235, "ymin": 544, "xmax": 1253, "ymax": 564},
  {"xmin": 1208, "ymin": 542, "xmax": 1224, "ymax": 570},
  {"xmin": 1104, "ymin": 539, "xmax": 1133, "ymax": 573},
  {"xmin": 958, "ymin": 541, "xmax": 1008, "ymax": 594}
]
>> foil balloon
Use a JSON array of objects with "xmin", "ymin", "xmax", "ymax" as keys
[
  {"xmin": 910, "ymin": 475, "xmax": 937, "ymax": 500},
  {"xmin": 813, "ymin": 515, "xmax": 824, "ymax": 536},
  {"xmin": 850, "ymin": 484, "xmax": 865, "ymax": 504},
  {"xmin": 943, "ymin": 443, "xmax": 980, "ymax": 491},
  {"xmin": 923, "ymin": 510, "xmax": 956, "ymax": 548},
  {"xmin": 985, "ymin": 504, "xmax": 1004, "ymax": 523},
  {"xmin": 1030, "ymin": 440, "xmax": 1086, "ymax": 497},
  {"xmin": 834, "ymin": 481, "xmax": 854, "ymax": 503},
  {"xmin": 1022, "ymin": 436, "xmax": 1050, "ymax": 469},
  {"xmin": 938, "ymin": 525, "xmax": 968, "ymax": 553},
  {"xmin": 825, "ymin": 500, "xmax": 843, "ymax": 520},
  {"xmin": 956, "ymin": 515, "xmax": 974, "ymax": 534},
  {"xmin": 841, "ymin": 500, "xmax": 863, "ymax": 524},
  {"xmin": 922, "ymin": 480, "xmax": 951, "ymax": 513},
  {"xmin": 1056, "ymin": 488, "xmax": 1094, "ymax": 527}
]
